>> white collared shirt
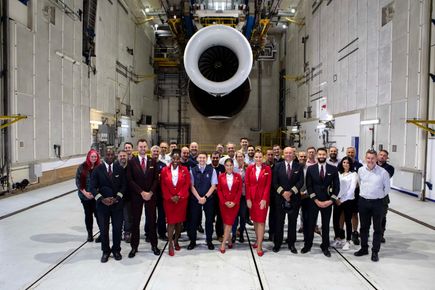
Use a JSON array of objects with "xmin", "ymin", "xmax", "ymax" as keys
[
  {"xmin": 255, "ymin": 165, "xmax": 262, "ymax": 180},
  {"xmin": 159, "ymin": 154, "xmax": 171, "ymax": 165},
  {"xmin": 317, "ymin": 163, "xmax": 326, "ymax": 175},
  {"xmin": 358, "ymin": 165, "xmax": 390, "ymax": 199},
  {"xmin": 226, "ymin": 173, "xmax": 234, "ymax": 191},
  {"xmin": 104, "ymin": 161, "xmax": 112, "ymax": 173},
  {"xmin": 139, "ymin": 155, "xmax": 147, "ymax": 165},
  {"xmin": 171, "ymin": 165, "xmax": 179, "ymax": 186},
  {"xmin": 338, "ymin": 172, "xmax": 358, "ymax": 202}
]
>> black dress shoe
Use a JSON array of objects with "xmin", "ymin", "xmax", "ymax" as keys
[
  {"xmin": 101, "ymin": 252, "xmax": 110, "ymax": 263},
  {"xmin": 187, "ymin": 241, "xmax": 196, "ymax": 250},
  {"xmin": 272, "ymin": 246, "xmax": 280, "ymax": 253},
  {"xmin": 381, "ymin": 237, "xmax": 386, "ymax": 243},
  {"xmin": 246, "ymin": 219, "xmax": 253, "ymax": 226},
  {"xmin": 207, "ymin": 242, "xmax": 215, "ymax": 250},
  {"xmin": 95, "ymin": 236, "xmax": 101, "ymax": 243},
  {"xmin": 352, "ymin": 231, "xmax": 360, "ymax": 245},
  {"xmin": 354, "ymin": 249, "xmax": 369, "ymax": 257},
  {"xmin": 128, "ymin": 248, "xmax": 138, "ymax": 258},
  {"xmin": 322, "ymin": 249, "xmax": 331, "ymax": 257},
  {"xmin": 301, "ymin": 246, "xmax": 311, "ymax": 254},
  {"xmin": 239, "ymin": 235, "xmax": 245, "ymax": 243},
  {"xmin": 371, "ymin": 252, "xmax": 379, "ymax": 262},
  {"xmin": 289, "ymin": 245, "xmax": 298, "ymax": 254},
  {"xmin": 231, "ymin": 236, "xmax": 236, "ymax": 244},
  {"xmin": 197, "ymin": 225, "xmax": 204, "ymax": 233},
  {"xmin": 87, "ymin": 234, "xmax": 94, "ymax": 242},
  {"xmin": 152, "ymin": 246, "xmax": 161, "ymax": 256},
  {"xmin": 113, "ymin": 252, "xmax": 122, "ymax": 261},
  {"xmin": 145, "ymin": 236, "xmax": 150, "ymax": 243}
]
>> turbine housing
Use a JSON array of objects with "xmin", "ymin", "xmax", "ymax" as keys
[{"xmin": 184, "ymin": 25, "xmax": 253, "ymax": 118}]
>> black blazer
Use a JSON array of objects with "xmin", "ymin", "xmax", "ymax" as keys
[
  {"xmin": 306, "ymin": 163, "xmax": 340, "ymax": 202},
  {"xmin": 90, "ymin": 162, "xmax": 127, "ymax": 201},
  {"xmin": 127, "ymin": 156, "xmax": 159, "ymax": 198},
  {"xmin": 272, "ymin": 161, "xmax": 304, "ymax": 204}
]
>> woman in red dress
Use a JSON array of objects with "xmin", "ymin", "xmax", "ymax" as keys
[
  {"xmin": 245, "ymin": 150, "xmax": 271, "ymax": 256},
  {"xmin": 217, "ymin": 158, "xmax": 242, "ymax": 253},
  {"xmin": 160, "ymin": 150, "xmax": 191, "ymax": 256}
]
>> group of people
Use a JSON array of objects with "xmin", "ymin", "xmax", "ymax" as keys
[{"xmin": 75, "ymin": 137, "xmax": 394, "ymax": 263}]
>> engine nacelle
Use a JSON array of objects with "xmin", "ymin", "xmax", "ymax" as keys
[{"xmin": 184, "ymin": 25, "xmax": 253, "ymax": 96}]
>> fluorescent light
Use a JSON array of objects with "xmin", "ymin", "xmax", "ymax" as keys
[
  {"xmin": 121, "ymin": 124, "xmax": 129, "ymax": 128},
  {"xmin": 90, "ymin": 120, "xmax": 103, "ymax": 125},
  {"xmin": 360, "ymin": 119, "xmax": 380, "ymax": 125},
  {"xmin": 291, "ymin": 126, "xmax": 299, "ymax": 133},
  {"xmin": 55, "ymin": 51, "xmax": 80, "ymax": 65}
]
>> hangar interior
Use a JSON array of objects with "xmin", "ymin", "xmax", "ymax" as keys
[{"xmin": 0, "ymin": 0, "xmax": 435, "ymax": 289}]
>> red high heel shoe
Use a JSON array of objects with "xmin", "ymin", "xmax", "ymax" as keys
[
  {"xmin": 257, "ymin": 250, "xmax": 264, "ymax": 257},
  {"xmin": 219, "ymin": 247, "xmax": 226, "ymax": 254},
  {"xmin": 174, "ymin": 242, "xmax": 181, "ymax": 251},
  {"xmin": 252, "ymin": 243, "xmax": 258, "ymax": 249},
  {"xmin": 169, "ymin": 247, "xmax": 175, "ymax": 256},
  {"xmin": 228, "ymin": 243, "xmax": 233, "ymax": 249}
]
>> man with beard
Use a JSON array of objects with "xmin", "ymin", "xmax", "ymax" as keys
[
  {"xmin": 145, "ymin": 145, "xmax": 168, "ymax": 241},
  {"xmin": 245, "ymin": 145, "xmax": 256, "ymax": 165},
  {"xmin": 377, "ymin": 149, "xmax": 394, "ymax": 243},
  {"xmin": 215, "ymin": 144, "xmax": 224, "ymax": 158},
  {"xmin": 117, "ymin": 150, "xmax": 132, "ymax": 243},
  {"xmin": 189, "ymin": 142, "xmax": 199, "ymax": 165},
  {"xmin": 304, "ymin": 148, "xmax": 340, "ymax": 257},
  {"xmin": 219, "ymin": 143, "xmax": 236, "ymax": 165},
  {"xmin": 211, "ymin": 151, "xmax": 226, "ymax": 241},
  {"xmin": 273, "ymin": 144, "xmax": 283, "ymax": 163},
  {"xmin": 181, "ymin": 147, "xmax": 195, "ymax": 170},
  {"xmin": 327, "ymin": 146, "xmax": 340, "ymax": 167},
  {"xmin": 159, "ymin": 142, "xmax": 171, "ymax": 165}
]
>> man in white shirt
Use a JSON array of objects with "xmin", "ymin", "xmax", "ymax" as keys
[
  {"xmin": 245, "ymin": 145, "xmax": 255, "ymax": 164},
  {"xmin": 158, "ymin": 142, "xmax": 171, "ymax": 165},
  {"xmin": 219, "ymin": 143, "xmax": 236, "ymax": 165},
  {"xmin": 354, "ymin": 150, "xmax": 390, "ymax": 262}
]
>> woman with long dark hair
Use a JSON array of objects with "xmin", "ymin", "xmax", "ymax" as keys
[
  {"xmin": 75, "ymin": 149, "xmax": 101, "ymax": 242},
  {"xmin": 333, "ymin": 156, "xmax": 358, "ymax": 250}
]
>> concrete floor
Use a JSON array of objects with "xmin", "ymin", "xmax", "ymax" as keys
[{"xmin": 0, "ymin": 181, "xmax": 434, "ymax": 290}]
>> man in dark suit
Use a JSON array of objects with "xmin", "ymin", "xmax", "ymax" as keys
[
  {"xmin": 377, "ymin": 149, "xmax": 394, "ymax": 243},
  {"xmin": 304, "ymin": 147, "xmax": 340, "ymax": 257},
  {"xmin": 91, "ymin": 148, "xmax": 126, "ymax": 263},
  {"xmin": 272, "ymin": 147, "xmax": 304, "ymax": 253},
  {"xmin": 127, "ymin": 139, "xmax": 161, "ymax": 258}
]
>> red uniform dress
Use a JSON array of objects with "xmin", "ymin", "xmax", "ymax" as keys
[
  {"xmin": 160, "ymin": 165, "xmax": 191, "ymax": 224},
  {"xmin": 245, "ymin": 164, "xmax": 271, "ymax": 223},
  {"xmin": 217, "ymin": 172, "xmax": 243, "ymax": 225}
]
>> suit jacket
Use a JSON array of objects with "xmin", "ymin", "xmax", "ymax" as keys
[
  {"xmin": 217, "ymin": 173, "xmax": 243, "ymax": 205},
  {"xmin": 160, "ymin": 165, "xmax": 191, "ymax": 201},
  {"xmin": 127, "ymin": 156, "xmax": 159, "ymax": 198},
  {"xmin": 306, "ymin": 163, "xmax": 340, "ymax": 202},
  {"xmin": 272, "ymin": 161, "xmax": 304, "ymax": 204},
  {"xmin": 90, "ymin": 162, "xmax": 127, "ymax": 202},
  {"xmin": 245, "ymin": 164, "xmax": 272, "ymax": 203}
]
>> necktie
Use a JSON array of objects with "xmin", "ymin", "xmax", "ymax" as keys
[
  {"xmin": 287, "ymin": 163, "xmax": 292, "ymax": 180},
  {"xmin": 141, "ymin": 157, "xmax": 146, "ymax": 173},
  {"xmin": 108, "ymin": 164, "xmax": 112, "ymax": 176},
  {"xmin": 320, "ymin": 165, "xmax": 324, "ymax": 180}
]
